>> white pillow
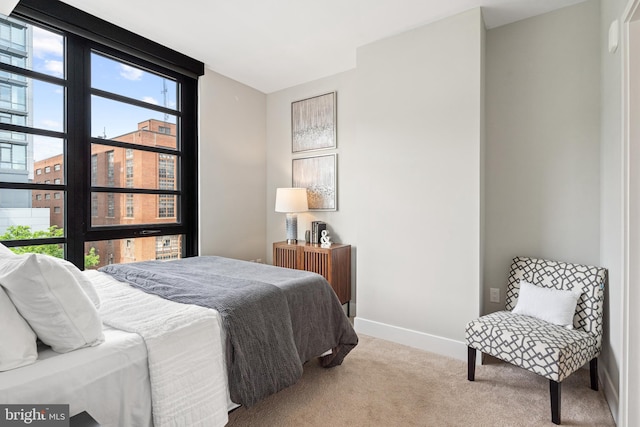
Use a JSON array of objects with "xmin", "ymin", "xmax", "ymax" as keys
[
  {"xmin": 59, "ymin": 259, "xmax": 101, "ymax": 309},
  {"xmin": 0, "ymin": 242, "xmax": 14, "ymax": 257},
  {"xmin": 512, "ymin": 281, "xmax": 582, "ymax": 329},
  {"xmin": 0, "ymin": 285, "xmax": 37, "ymax": 371},
  {"xmin": 0, "ymin": 245, "xmax": 99, "ymax": 309},
  {"xmin": 0, "ymin": 253, "xmax": 104, "ymax": 353}
]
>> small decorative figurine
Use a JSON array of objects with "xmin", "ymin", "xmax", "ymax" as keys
[{"xmin": 320, "ymin": 229, "xmax": 332, "ymax": 248}]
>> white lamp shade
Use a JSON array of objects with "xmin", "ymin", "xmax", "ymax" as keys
[{"xmin": 275, "ymin": 188, "xmax": 308, "ymax": 213}]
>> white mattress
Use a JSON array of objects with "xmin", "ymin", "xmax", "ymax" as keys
[{"xmin": 0, "ymin": 326, "xmax": 152, "ymax": 427}]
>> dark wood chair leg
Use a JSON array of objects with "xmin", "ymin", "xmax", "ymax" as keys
[
  {"xmin": 467, "ymin": 347, "xmax": 476, "ymax": 381},
  {"xmin": 590, "ymin": 358, "xmax": 599, "ymax": 391},
  {"xmin": 550, "ymin": 380, "xmax": 561, "ymax": 425}
]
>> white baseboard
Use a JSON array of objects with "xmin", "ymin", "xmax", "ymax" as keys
[
  {"xmin": 601, "ymin": 363, "xmax": 619, "ymax": 424},
  {"xmin": 353, "ymin": 316, "xmax": 468, "ymax": 362}
]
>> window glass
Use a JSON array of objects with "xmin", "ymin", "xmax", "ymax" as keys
[
  {"xmin": 0, "ymin": 81, "xmax": 24, "ymax": 110},
  {"xmin": 125, "ymin": 193, "xmax": 133, "ymax": 217},
  {"xmin": 0, "ymin": 189, "xmax": 64, "ymax": 236},
  {"xmin": 0, "ymin": 17, "xmax": 63, "ymax": 78},
  {"xmin": 90, "ymin": 192, "xmax": 177, "ymax": 226},
  {"xmin": 91, "ymin": 52, "xmax": 177, "ymax": 110},
  {"xmin": 0, "ymin": 15, "xmax": 66, "ymax": 257},
  {"xmin": 2, "ymin": 243, "xmax": 65, "ymax": 258},
  {"xmin": 84, "ymin": 235, "xmax": 183, "ymax": 268},
  {"xmin": 91, "ymin": 95, "xmax": 177, "ymax": 147},
  {"xmin": 0, "ymin": 78, "xmax": 64, "ymax": 132},
  {"xmin": 158, "ymin": 194, "xmax": 176, "ymax": 218},
  {"xmin": 91, "ymin": 144, "xmax": 177, "ymax": 191},
  {"xmin": 0, "ymin": 9, "xmax": 198, "ymax": 265},
  {"xmin": 33, "ymin": 136, "xmax": 63, "ymax": 161},
  {"xmin": 91, "ymin": 193, "xmax": 98, "ymax": 217},
  {"xmin": 32, "ymin": 79, "xmax": 64, "ymax": 132},
  {"xmin": 0, "ymin": 142, "xmax": 26, "ymax": 170},
  {"xmin": 33, "ymin": 136, "xmax": 64, "ymax": 183},
  {"xmin": 0, "ymin": 17, "xmax": 26, "ymax": 51},
  {"xmin": 156, "ymin": 235, "xmax": 180, "ymax": 260}
]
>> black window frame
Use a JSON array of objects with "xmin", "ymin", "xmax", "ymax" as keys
[{"xmin": 0, "ymin": 0, "xmax": 202, "ymax": 268}]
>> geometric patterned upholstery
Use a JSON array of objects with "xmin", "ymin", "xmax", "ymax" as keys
[
  {"xmin": 504, "ymin": 257, "xmax": 606, "ymax": 346},
  {"xmin": 465, "ymin": 310, "xmax": 599, "ymax": 382},
  {"xmin": 465, "ymin": 257, "xmax": 607, "ymax": 382}
]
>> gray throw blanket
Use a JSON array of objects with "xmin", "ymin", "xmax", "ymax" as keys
[{"xmin": 100, "ymin": 256, "xmax": 358, "ymax": 407}]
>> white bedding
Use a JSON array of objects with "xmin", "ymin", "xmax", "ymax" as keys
[
  {"xmin": 0, "ymin": 270, "xmax": 232, "ymax": 427},
  {"xmin": 88, "ymin": 270, "xmax": 230, "ymax": 427},
  {"xmin": 0, "ymin": 327, "xmax": 152, "ymax": 426}
]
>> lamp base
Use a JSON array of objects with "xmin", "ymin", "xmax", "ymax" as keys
[
  {"xmin": 286, "ymin": 239, "xmax": 298, "ymax": 244},
  {"xmin": 285, "ymin": 213, "xmax": 298, "ymax": 244}
]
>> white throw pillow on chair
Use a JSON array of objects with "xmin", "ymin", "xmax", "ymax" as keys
[{"xmin": 512, "ymin": 281, "xmax": 581, "ymax": 329}]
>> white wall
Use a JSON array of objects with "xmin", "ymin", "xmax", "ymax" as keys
[
  {"xmin": 266, "ymin": 69, "xmax": 358, "ymax": 246},
  {"xmin": 625, "ymin": 20, "xmax": 640, "ymax": 427},
  {"xmin": 600, "ymin": 0, "xmax": 627, "ymax": 423},
  {"xmin": 199, "ymin": 68, "xmax": 267, "ymax": 260},
  {"xmin": 266, "ymin": 69, "xmax": 359, "ymax": 306},
  {"xmin": 266, "ymin": 9, "xmax": 485, "ymax": 356},
  {"xmin": 354, "ymin": 8, "xmax": 485, "ymax": 358},
  {"xmin": 484, "ymin": 1, "xmax": 601, "ymax": 311},
  {"xmin": 202, "ymin": 2, "xmax": 634, "ymax": 422}
]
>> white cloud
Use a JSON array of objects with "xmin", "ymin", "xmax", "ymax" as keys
[
  {"xmin": 142, "ymin": 96, "xmax": 159, "ymax": 105},
  {"xmin": 32, "ymin": 26, "xmax": 63, "ymax": 59},
  {"xmin": 120, "ymin": 64, "xmax": 143, "ymax": 80},
  {"xmin": 43, "ymin": 60, "xmax": 63, "ymax": 77},
  {"xmin": 40, "ymin": 119, "xmax": 62, "ymax": 131}
]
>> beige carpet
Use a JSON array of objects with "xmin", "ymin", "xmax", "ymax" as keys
[{"xmin": 227, "ymin": 334, "xmax": 615, "ymax": 426}]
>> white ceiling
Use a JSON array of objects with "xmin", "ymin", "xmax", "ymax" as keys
[{"xmin": 9, "ymin": 0, "xmax": 586, "ymax": 93}]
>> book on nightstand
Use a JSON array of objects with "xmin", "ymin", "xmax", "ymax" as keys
[{"xmin": 311, "ymin": 221, "xmax": 326, "ymax": 244}]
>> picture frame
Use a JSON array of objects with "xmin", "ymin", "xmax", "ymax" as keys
[
  {"xmin": 292, "ymin": 154, "xmax": 337, "ymax": 211},
  {"xmin": 291, "ymin": 92, "xmax": 336, "ymax": 153}
]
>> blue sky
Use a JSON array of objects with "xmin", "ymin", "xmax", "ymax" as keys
[{"xmin": 31, "ymin": 26, "xmax": 177, "ymax": 161}]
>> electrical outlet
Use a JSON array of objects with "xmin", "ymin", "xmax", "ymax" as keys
[{"xmin": 490, "ymin": 288, "xmax": 500, "ymax": 303}]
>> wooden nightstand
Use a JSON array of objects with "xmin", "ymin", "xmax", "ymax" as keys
[{"xmin": 273, "ymin": 241, "xmax": 351, "ymax": 315}]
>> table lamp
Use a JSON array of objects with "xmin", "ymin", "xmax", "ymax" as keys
[{"xmin": 275, "ymin": 187, "xmax": 308, "ymax": 244}]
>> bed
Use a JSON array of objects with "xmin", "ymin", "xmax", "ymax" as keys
[
  {"xmin": 0, "ymin": 254, "xmax": 358, "ymax": 427},
  {"xmin": 0, "ymin": 327, "xmax": 153, "ymax": 426}
]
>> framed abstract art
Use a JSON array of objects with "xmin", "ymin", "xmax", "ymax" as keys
[
  {"xmin": 292, "ymin": 154, "xmax": 337, "ymax": 211},
  {"xmin": 291, "ymin": 92, "xmax": 336, "ymax": 153}
]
